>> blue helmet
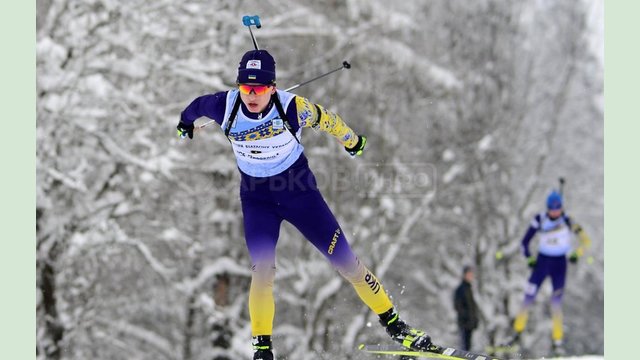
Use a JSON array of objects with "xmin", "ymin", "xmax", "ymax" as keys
[{"xmin": 546, "ymin": 191, "xmax": 563, "ymax": 210}]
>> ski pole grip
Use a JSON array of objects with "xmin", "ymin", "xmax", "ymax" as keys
[{"xmin": 243, "ymin": 15, "xmax": 262, "ymax": 28}]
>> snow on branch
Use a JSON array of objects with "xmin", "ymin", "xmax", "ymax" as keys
[
  {"xmin": 377, "ymin": 189, "xmax": 436, "ymax": 277},
  {"xmin": 95, "ymin": 317, "xmax": 178, "ymax": 359},
  {"xmin": 73, "ymin": 123, "xmax": 193, "ymax": 194},
  {"xmin": 312, "ymin": 277, "xmax": 343, "ymax": 310},
  {"xmin": 120, "ymin": 238, "xmax": 177, "ymax": 279},
  {"xmin": 43, "ymin": 166, "xmax": 88, "ymax": 193},
  {"xmin": 179, "ymin": 257, "xmax": 251, "ymax": 295},
  {"xmin": 110, "ymin": 221, "xmax": 176, "ymax": 280},
  {"xmin": 169, "ymin": 66, "xmax": 226, "ymax": 89},
  {"xmin": 257, "ymin": 28, "xmax": 337, "ymax": 39}
]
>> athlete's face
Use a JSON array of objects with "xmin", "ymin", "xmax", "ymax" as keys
[
  {"xmin": 547, "ymin": 208, "xmax": 563, "ymax": 219},
  {"xmin": 238, "ymin": 83, "xmax": 276, "ymax": 113}
]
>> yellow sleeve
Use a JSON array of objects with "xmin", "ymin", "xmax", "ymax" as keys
[
  {"xmin": 295, "ymin": 96, "xmax": 359, "ymax": 148},
  {"xmin": 571, "ymin": 222, "xmax": 592, "ymax": 256}
]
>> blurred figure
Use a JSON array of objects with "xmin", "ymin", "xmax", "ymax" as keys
[
  {"xmin": 453, "ymin": 265, "xmax": 479, "ymax": 351},
  {"xmin": 508, "ymin": 190, "xmax": 591, "ymax": 356}
]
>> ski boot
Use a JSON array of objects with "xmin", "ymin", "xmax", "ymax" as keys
[
  {"xmin": 505, "ymin": 332, "xmax": 521, "ymax": 347},
  {"xmin": 493, "ymin": 331, "xmax": 521, "ymax": 354},
  {"xmin": 551, "ymin": 339, "xmax": 566, "ymax": 357},
  {"xmin": 252, "ymin": 335, "xmax": 274, "ymax": 360},
  {"xmin": 486, "ymin": 332, "xmax": 521, "ymax": 357},
  {"xmin": 379, "ymin": 308, "xmax": 435, "ymax": 352}
]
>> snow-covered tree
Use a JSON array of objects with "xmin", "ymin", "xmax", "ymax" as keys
[{"xmin": 37, "ymin": 0, "xmax": 603, "ymax": 359}]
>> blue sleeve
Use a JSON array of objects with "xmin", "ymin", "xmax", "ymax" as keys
[
  {"xmin": 563, "ymin": 214, "xmax": 573, "ymax": 228},
  {"xmin": 180, "ymin": 91, "xmax": 228, "ymax": 126},
  {"xmin": 520, "ymin": 214, "xmax": 541, "ymax": 258}
]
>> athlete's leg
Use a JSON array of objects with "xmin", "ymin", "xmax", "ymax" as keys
[
  {"xmin": 241, "ymin": 195, "xmax": 283, "ymax": 337},
  {"xmin": 281, "ymin": 188, "xmax": 393, "ymax": 314},
  {"xmin": 274, "ymin": 164, "xmax": 432, "ymax": 351},
  {"xmin": 549, "ymin": 257, "xmax": 568, "ymax": 342},
  {"xmin": 514, "ymin": 256, "xmax": 549, "ymax": 335},
  {"xmin": 283, "ymin": 189, "xmax": 434, "ymax": 350}
]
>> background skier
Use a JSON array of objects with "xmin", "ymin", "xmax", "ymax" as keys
[{"xmin": 508, "ymin": 190, "xmax": 592, "ymax": 356}]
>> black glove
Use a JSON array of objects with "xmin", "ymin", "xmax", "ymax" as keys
[
  {"xmin": 345, "ymin": 135, "xmax": 367, "ymax": 157},
  {"xmin": 568, "ymin": 252, "xmax": 579, "ymax": 264},
  {"xmin": 177, "ymin": 121, "xmax": 194, "ymax": 139}
]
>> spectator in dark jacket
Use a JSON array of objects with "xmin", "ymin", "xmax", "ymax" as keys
[{"xmin": 453, "ymin": 265, "xmax": 479, "ymax": 351}]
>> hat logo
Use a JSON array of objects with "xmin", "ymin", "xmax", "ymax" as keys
[{"xmin": 246, "ymin": 60, "xmax": 261, "ymax": 69}]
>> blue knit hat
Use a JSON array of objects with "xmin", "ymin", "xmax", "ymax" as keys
[
  {"xmin": 237, "ymin": 50, "xmax": 276, "ymax": 85},
  {"xmin": 546, "ymin": 191, "xmax": 563, "ymax": 210}
]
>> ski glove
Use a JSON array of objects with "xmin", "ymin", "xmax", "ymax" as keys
[
  {"xmin": 568, "ymin": 252, "xmax": 579, "ymax": 264},
  {"xmin": 527, "ymin": 256, "xmax": 537, "ymax": 268},
  {"xmin": 345, "ymin": 135, "xmax": 367, "ymax": 157},
  {"xmin": 177, "ymin": 121, "xmax": 194, "ymax": 139}
]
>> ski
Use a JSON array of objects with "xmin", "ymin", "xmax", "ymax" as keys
[{"xmin": 358, "ymin": 343, "xmax": 505, "ymax": 360}]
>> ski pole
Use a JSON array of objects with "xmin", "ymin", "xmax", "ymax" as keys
[
  {"xmin": 284, "ymin": 61, "xmax": 351, "ymax": 92},
  {"xmin": 558, "ymin": 177, "xmax": 565, "ymax": 197},
  {"xmin": 195, "ymin": 60, "xmax": 352, "ymax": 131},
  {"xmin": 242, "ymin": 15, "xmax": 262, "ymax": 50}
]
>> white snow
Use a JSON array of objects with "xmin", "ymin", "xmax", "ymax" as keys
[
  {"xmin": 442, "ymin": 149, "xmax": 456, "ymax": 162},
  {"xmin": 478, "ymin": 134, "xmax": 493, "ymax": 152},
  {"xmin": 84, "ymin": 73, "xmax": 116, "ymax": 97},
  {"xmin": 442, "ymin": 163, "xmax": 466, "ymax": 184}
]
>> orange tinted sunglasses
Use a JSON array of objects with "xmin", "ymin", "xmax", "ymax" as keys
[{"xmin": 238, "ymin": 84, "xmax": 273, "ymax": 95}]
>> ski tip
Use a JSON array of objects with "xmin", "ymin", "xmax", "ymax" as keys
[{"xmin": 358, "ymin": 344, "xmax": 365, "ymax": 350}]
